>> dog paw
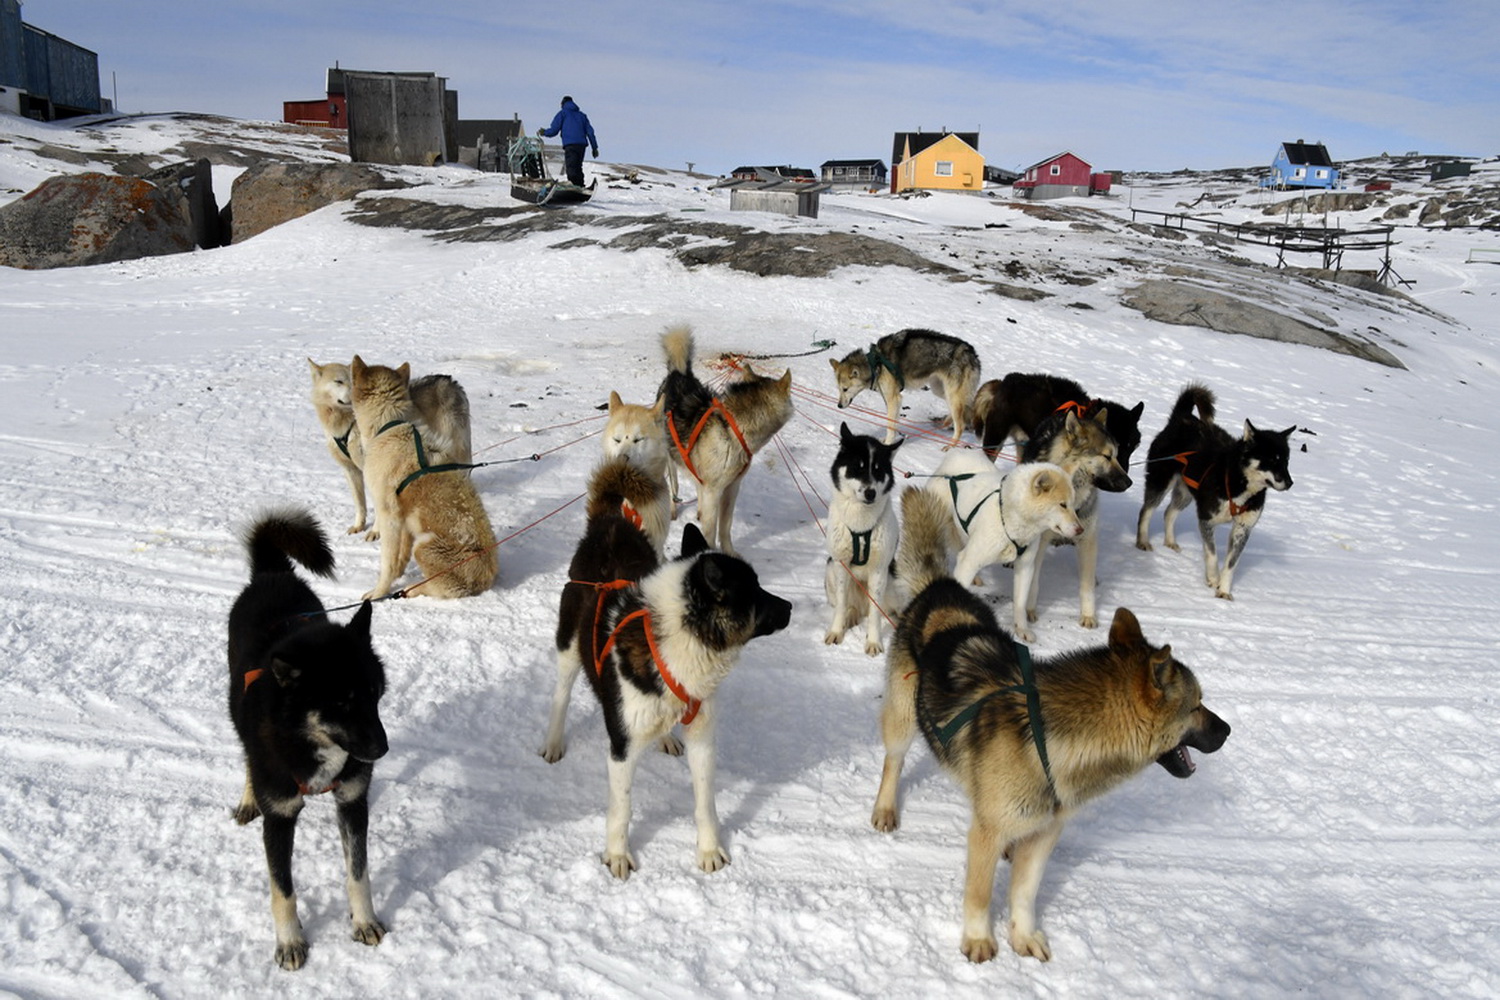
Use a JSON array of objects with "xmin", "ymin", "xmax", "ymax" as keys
[
  {"xmin": 346, "ymin": 523, "xmax": 365, "ymax": 536},
  {"xmin": 1078, "ymin": 613, "xmax": 1097, "ymax": 629},
  {"xmin": 870, "ymin": 806, "xmax": 900, "ymax": 832},
  {"xmin": 961, "ymin": 934, "xmax": 1000, "ymax": 963},
  {"xmin": 364, "ymin": 528, "xmax": 380, "ymax": 542},
  {"xmin": 1026, "ymin": 609, "xmax": 1038, "ymax": 623},
  {"xmin": 1008, "ymin": 925, "xmax": 1052, "ymax": 962},
  {"xmin": 698, "ymin": 846, "xmax": 731, "ymax": 873},
  {"xmin": 658, "ymin": 733, "xmax": 684, "ymax": 756},
  {"xmin": 864, "ymin": 638, "xmax": 884, "ymax": 657},
  {"xmin": 603, "ymin": 850, "xmax": 637, "ymax": 880},
  {"xmin": 274, "ymin": 939, "xmax": 309, "ymax": 971},
  {"xmin": 1215, "ymin": 588, "xmax": 1234, "ymax": 601},
  {"xmin": 539, "ymin": 740, "xmax": 566, "ymax": 764},
  {"xmin": 351, "ymin": 918, "xmax": 386, "ymax": 947},
  {"xmin": 232, "ymin": 803, "xmax": 261, "ymax": 825},
  {"xmin": 1135, "ymin": 539, "xmax": 1153, "ymax": 552},
  {"xmin": 823, "ymin": 629, "xmax": 844, "ymax": 646},
  {"xmin": 1164, "ymin": 540, "xmax": 1181, "ymax": 552},
  {"xmin": 1014, "ymin": 625, "xmax": 1036, "ymax": 644}
]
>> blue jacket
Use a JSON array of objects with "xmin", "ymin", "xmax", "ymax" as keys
[{"xmin": 543, "ymin": 101, "xmax": 597, "ymax": 149}]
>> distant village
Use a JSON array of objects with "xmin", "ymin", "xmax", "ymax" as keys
[{"xmin": 1, "ymin": 3, "xmax": 1477, "ymax": 211}]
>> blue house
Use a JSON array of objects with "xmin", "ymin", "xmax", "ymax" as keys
[{"xmin": 1263, "ymin": 140, "xmax": 1339, "ymax": 190}]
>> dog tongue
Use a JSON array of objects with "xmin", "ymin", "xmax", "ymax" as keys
[{"xmin": 1180, "ymin": 746, "xmax": 1196, "ymax": 773}]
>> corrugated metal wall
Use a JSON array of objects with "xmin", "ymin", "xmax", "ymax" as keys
[
  {"xmin": 0, "ymin": 0, "xmax": 25, "ymax": 90},
  {"xmin": 23, "ymin": 24, "xmax": 100, "ymax": 113}
]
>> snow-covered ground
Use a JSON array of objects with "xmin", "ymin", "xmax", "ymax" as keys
[{"xmin": 1, "ymin": 115, "xmax": 1498, "ymax": 999}]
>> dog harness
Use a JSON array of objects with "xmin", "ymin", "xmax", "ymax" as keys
[
  {"xmin": 866, "ymin": 346, "xmax": 904, "ymax": 391},
  {"xmin": 376, "ymin": 419, "xmax": 480, "ymax": 495},
  {"xmin": 331, "ymin": 424, "xmax": 355, "ymax": 459},
  {"xmin": 848, "ymin": 528, "xmax": 874, "ymax": 568},
  {"xmin": 929, "ymin": 640, "xmax": 1054, "ymax": 789},
  {"xmin": 944, "ymin": 473, "xmax": 1027, "ymax": 557},
  {"xmin": 1168, "ymin": 452, "xmax": 1248, "ymax": 517},
  {"xmin": 667, "ymin": 399, "xmax": 752, "ymax": 485},
  {"xmin": 239, "ymin": 669, "xmax": 342, "ymax": 796},
  {"xmin": 574, "ymin": 578, "xmax": 703, "ymax": 725}
]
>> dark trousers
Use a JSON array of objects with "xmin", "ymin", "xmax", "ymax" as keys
[{"xmin": 562, "ymin": 144, "xmax": 586, "ymax": 186}]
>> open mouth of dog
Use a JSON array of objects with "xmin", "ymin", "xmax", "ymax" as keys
[{"xmin": 1156, "ymin": 743, "xmax": 1197, "ymax": 778}]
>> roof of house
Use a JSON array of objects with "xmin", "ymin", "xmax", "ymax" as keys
[
  {"xmin": 891, "ymin": 131, "xmax": 979, "ymax": 165},
  {"xmin": 1279, "ymin": 141, "xmax": 1333, "ymax": 167},
  {"xmin": 1020, "ymin": 150, "xmax": 1089, "ymax": 173},
  {"xmin": 729, "ymin": 165, "xmax": 815, "ymax": 179},
  {"xmin": 820, "ymin": 159, "xmax": 886, "ymax": 169}
]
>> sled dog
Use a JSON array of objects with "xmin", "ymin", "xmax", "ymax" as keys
[
  {"xmin": 1009, "ymin": 407, "xmax": 1132, "ymax": 641},
  {"xmin": 872, "ymin": 488, "xmax": 1231, "ymax": 963},
  {"xmin": 349, "ymin": 356, "xmax": 498, "ymax": 599},
  {"xmin": 925, "ymin": 448, "xmax": 1082, "ymax": 594},
  {"xmin": 308, "ymin": 358, "xmax": 473, "ymax": 536},
  {"xmin": 227, "ymin": 508, "xmax": 389, "ymax": 971},
  {"xmin": 1135, "ymin": 383, "xmax": 1295, "ymax": 599},
  {"xmin": 601, "ymin": 390, "xmax": 671, "ymax": 554},
  {"xmin": 971, "ymin": 371, "xmax": 1144, "ymax": 467},
  {"xmin": 544, "ymin": 512, "xmax": 791, "ymax": 878},
  {"xmin": 831, "ymin": 328, "xmax": 980, "ymax": 447},
  {"xmin": 824, "ymin": 422, "xmax": 903, "ymax": 656},
  {"xmin": 657, "ymin": 325, "xmax": 794, "ymax": 556}
]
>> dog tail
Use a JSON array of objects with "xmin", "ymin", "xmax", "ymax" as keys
[
  {"xmin": 896, "ymin": 487, "xmax": 953, "ymax": 595},
  {"xmin": 242, "ymin": 507, "xmax": 336, "ymax": 580},
  {"xmin": 1171, "ymin": 382, "xmax": 1216, "ymax": 425},
  {"xmin": 661, "ymin": 324, "xmax": 695, "ymax": 375}
]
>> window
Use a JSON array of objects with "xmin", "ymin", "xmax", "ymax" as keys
[
  {"xmin": 935, "ymin": 161, "xmax": 953, "ymax": 177},
  {"xmin": 1294, "ymin": 167, "xmax": 1306, "ymax": 178},
  {"xmin": 1050, "ymin": 164, "xmax": 1061, "ymax": 176}
]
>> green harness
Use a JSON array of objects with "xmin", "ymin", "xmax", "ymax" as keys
[
  {"xmin": 930, "ymin": 640, "xmax": 1054, "ymax": 789},
  {"xmin": 945, "ymin": 473, "xmax": 1027, "ymax": 557},
  {"xmin": 377, "ymin": 420, "xmax": 478, "ymax": 495},
  {"xmin": 867, "ymin": 346, "xmax": 904, "ymax": 391},
  {"xmin": 848, "ymin": 528, "xmax": 873, "ymax": 567}
]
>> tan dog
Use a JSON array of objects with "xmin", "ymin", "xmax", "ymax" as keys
[
  {"xmin": 873, "ymin": 488, "xmax": 1231, "ymax": 963},
  {"xmin": 349, "ymin": 356, "xmax": 497, "ymax": 599},
  {"xmin": 308, "ymin": 359, "xmax": 473, "ymax": 537},
  {"xmin": 657, "ymin": 326, "xmax": 793, "ymax": 556},
  {"xmin": 601, "ymin": 390, "xmax": 671, "ymax": 555}
]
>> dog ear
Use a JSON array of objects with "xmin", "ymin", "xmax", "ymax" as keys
[
  {"xmin": 349, "ymin": 600, "xmax": 373, "ymax": 638},
  {"xmin": 307, "ymin": 358, "xmax": 320, "ymax": 375},
  {"xmin": 397, "ymin": 362, "xmax": 411, "ymax": 384},
  {"xmin": 840, "ymin": 421, "xmax": 854, "ymax": 443},
  {"xmin": 1091, "ymin": 405, "xmax": 1109, "ymax": 425},
  {"xmin": 1242, "ymin": 419, "xmax": 1256, "ymax": 441},
  {"xmin": 681, "ymin": 522, "xmax": 710, "ymax": 558},
  {"xmin": 1108, "ymin": 607, "xmax": 1145, "ymax": 652},
  {"xmin": 1130, "ymin": 400, "xmax": 1145, "ymax": 419},
  {"xmin": 828, "ymin": 358, "xmax": 840, "ymax": 373},
  {"xmin": 888, "ymin": 435, "xmax": 904, "ymax": 456},
  {"xmin": 651, "ymin": 393, "xmax": 666, "ymax": 418},
  {"xmin": 1150, "ymin": 645, "xmax": 1179, "ymax": 691},
  {"xmin": 1063, "ymin": 409, "xmax": 1081, "ymax": 436},
  {"xmin": 351, "ymin": 355, "xmax": 366, "ymax": 378},
  {"xmin": 271, "ymin": 656, "xmax": 301, "ymax": 688},
  {"xmin": 777, "ymin": 369, "xmax": 792, "ymax": 390},
  {"xmin": 1279, "ymin": 425, "xmax": 1296, "ymax": 439},
  {"xmin": 608, "ymin": 390, "xmax": 623, "ymax": 414}
]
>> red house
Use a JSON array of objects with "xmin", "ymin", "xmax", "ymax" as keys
[{"xmin": 1013, "ymin": 151, "xmax": 1112, "ymax": 200}]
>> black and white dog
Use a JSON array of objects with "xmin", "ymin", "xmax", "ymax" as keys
[
  {"xmin": 824, "ymin": 423, "xmax": 903, "ymax": 656},
  {"xmin": 544, "ymin": 490, "xmax": 791, "ymax": 879},
  {"xmin": 227, "ymin": 508, "xmax": 389, "ymax": 971},
  {"xmin": 1135, "ymin": 383, "xmax": 1295, "ymax": 599}
]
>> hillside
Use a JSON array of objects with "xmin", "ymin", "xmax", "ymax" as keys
[{"xmin": 1, "ymin": 113, "xmax": 1498, "ymax": 999}]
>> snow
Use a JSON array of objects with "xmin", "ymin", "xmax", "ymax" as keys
[{"xmin": 1, "ymin": 115, "xmax": 1498, "ymax": 999}]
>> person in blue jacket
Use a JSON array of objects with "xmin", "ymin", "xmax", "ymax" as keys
[{"xmin": 539, "ymin": 96, "xmax": 598, "ymax": 187}]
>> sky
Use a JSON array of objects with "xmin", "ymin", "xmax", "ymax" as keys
[{"xmin": 18, "ymin": 0, "xmax": 1500, "ymax": 174}]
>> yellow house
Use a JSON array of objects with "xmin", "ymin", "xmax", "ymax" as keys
[{"xmin": 891, "ymin": 131, "xmax": 984, "ymax": 193}]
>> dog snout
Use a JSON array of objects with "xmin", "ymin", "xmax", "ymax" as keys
[
  {"xmin": 1188, "ymin": 707, "xmax": 1231, "ymax": 754},
  {"xmin": 863, "ymin": 487, "xmax": 878, "ymax": 504},
  {"xmin": 754, "ymin": 592, "xmax": 793, "ymax": 637},
  {"xmin": 349, "ymin": 718, "xmax": 389, "ymax": 762}
]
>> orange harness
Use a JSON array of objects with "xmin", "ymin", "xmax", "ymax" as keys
[
  {"xmin": 1171, "ymin": 452, "xmax": 1247, "ymax": 517},
  {"xmin": 240, "ymin": 668, "xmax": 341, "ymax": 796},
  {"xmin": 572, "ymin": 579, "xmax": 702, "ymax": 725},
  {"xmin": 668, "ymin": 400, "xmax": 752, "ymax": 484}
]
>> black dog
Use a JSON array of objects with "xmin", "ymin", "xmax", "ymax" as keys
[
  {"xmin": 227, "ymin": 508, "xmax": 389, "ymax": 970},
  {"xmin": 1135, "ymin": 384, "xmax": 1295, "ymax": 599},
  {"xmin": 972, "ymin": 371, "xmax": 1145, "ymax": 468}
]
